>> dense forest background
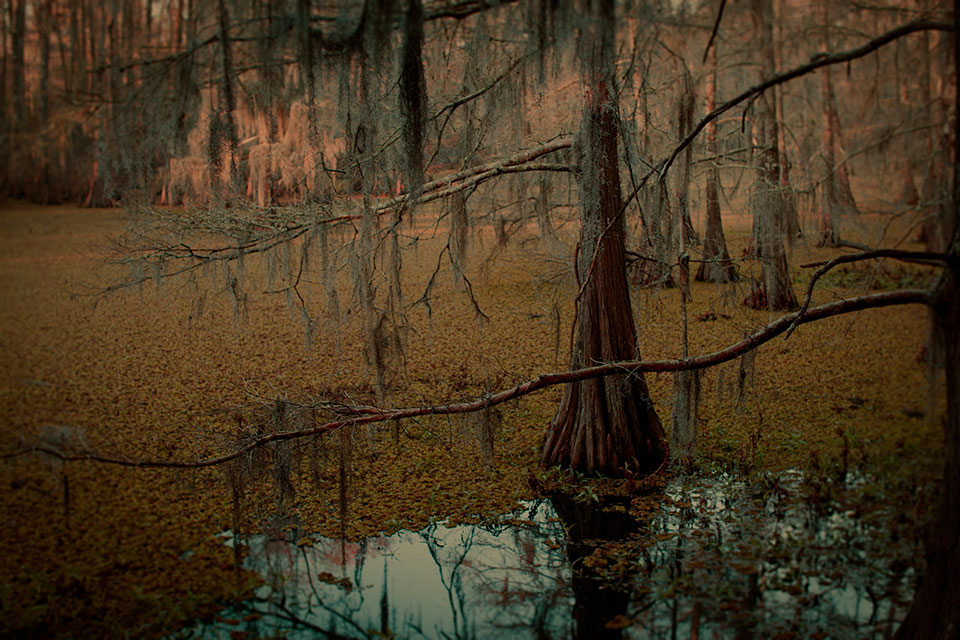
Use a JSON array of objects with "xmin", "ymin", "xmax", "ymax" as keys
[{"xmin": 0, "ymin": 0, "xmax": 952, "ymax": 225}]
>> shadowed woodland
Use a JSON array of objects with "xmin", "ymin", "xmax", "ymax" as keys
[{"xmin": 0, "ymin": 0, "xmax": 958, "ymax": 637}]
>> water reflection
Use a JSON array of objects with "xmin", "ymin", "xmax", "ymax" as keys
[
  {"xmin": 181, "ymin": 471, "xmax": 916, "ymax": 639},
  {"xmin": 550, "ymin": 493, "xmax": 637, "ymax": 639}
]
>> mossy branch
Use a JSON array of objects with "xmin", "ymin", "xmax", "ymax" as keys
[
  {"xmin": 1, "ymin": 289, "xmax": 932, "ymax": 470},
  {"xmin": 786, "ymin": 249, "xmax": 955, "ymax": 338}
]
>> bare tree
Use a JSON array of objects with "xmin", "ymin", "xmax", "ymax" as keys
[
  {"xmin": 695, "ymin": 34, "xmax": 736, "ymax": 283},
  {"xmin": 816, "ymin": 0, "xmax": 861, "ymax": 248},
  {"xmin": 541, "ymin": 0, "xmax": 666, "ymax": 475},
  {"xmin": 744, "ymin": 0, "xmax": 798, "ymax": 311}
]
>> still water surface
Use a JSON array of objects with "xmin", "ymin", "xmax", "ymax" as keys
[{"xmin": 182, "ymin": 471, "xmax": 916, "ymax": 639}]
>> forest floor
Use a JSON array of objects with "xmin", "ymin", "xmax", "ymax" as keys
[{"xmin": 0, "ymin": 197, "xmax": 944, "ymax": 637}]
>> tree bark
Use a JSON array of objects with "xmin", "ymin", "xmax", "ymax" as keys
[
  {"xmin": 675, "ymin": 66, "xmax": 698, "ymax": 248},
  {"xmin": 10, "ymin": 0, "xmax": 26, "ymax": 127},
  {"xmin": 696, "ymin": 39, "xmax": 737, "ymax": 283},
  {"xmin": 816, "ymin": 0, "xmax": 860, "ymax": 247},
  {"xmin": 919, "ymin": 19, "xmax": 953, "ymax": 252},
  {"xmin": 896, "ymin": 2, "xmax": 959, "ymax": 630},
  {"xmin": 37, "ymin": 0, "xmax": 52, "ymax": 122},
  {"xmin": 745, "ymin": 0, "xmax": 797, "ymax": 311},
  {"xmin": 211, "ymin": 0, "xmax": 240, "ymax": 193},
  {"xmin": 773, "ymin": 0, "xmax": 801, "ymax": 238},
  {"xmin": 542, "ymin": 0, "xmax": 666, "ymax": 476},
  {"xmin": 895, "ymin": 265, "xmax": 960, "ymax": 639},
  {"xmin": 818, "ymin": 0, "xmax": 840, "ymax": 247}
]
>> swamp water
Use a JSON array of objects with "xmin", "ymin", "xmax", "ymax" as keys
[{"xmin": 180, "ymin": 471, "xmax": 917, "ymax": 639}]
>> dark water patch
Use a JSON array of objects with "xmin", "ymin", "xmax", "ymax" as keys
[{"xmin": 175, "ymin": 470, "xmax": 917, "ymax": 639}]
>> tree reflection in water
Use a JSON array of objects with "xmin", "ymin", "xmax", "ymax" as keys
[
  {"xmin": 186, "ymin": 472, "xmax": 917, "ymax": 639},
  {"xmin": 549, "ymin": 493, "xmax": 638, "ymax": 639}
]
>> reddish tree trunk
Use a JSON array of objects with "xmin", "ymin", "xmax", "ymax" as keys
[
  {"xmin": 696, "ymin": 41, "xmax": 737, "ymax": 283},
  {"xmin": 542, "ymin": 0, "xmax": 666, "ymax": 476},
  {"xmin": 773, "ymin": 0, "xmax": 801, "ymax": 239},
  {"xmin": 817, "ymin": 0, "xmax": 860, "ymax": 247},
  {"xmin": 10, "ymin": 0, "xmax": 25, "ymax": 126},
  {"xmin": 746, "ymin": 0, "xmax": 797, "ymax": 311},
  {"xmin": 818, "ymin": 2, "xmax": 840, "ymax": 248}
]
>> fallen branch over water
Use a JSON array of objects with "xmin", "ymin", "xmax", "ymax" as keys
[{"xmin": 0, "ymin": 289, "xmax": 932, "ymax": 470}]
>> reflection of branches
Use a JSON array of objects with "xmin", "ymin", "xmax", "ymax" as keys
[
  {"xmin": 422, "ymin": 527, "xmax": 475, "ymax": 640},
  {"xmin": 242, "ymin": 595, "xmax": 361, "ymax": 639},
  {"xmin": 254, "ymin": 542, "xmax": 372, "ymax": 637},
  {"xmin": 2, "ymin": 288, "xmax": 932, "ymax": 469}
]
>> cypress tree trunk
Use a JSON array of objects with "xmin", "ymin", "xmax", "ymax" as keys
[
  {"xmin": 895, "ymin": 264, "xmax": 960, "ymax": 639},
  {"xmin": 817, "ymin": 0, "xmax": 859, "ymax": 246},
  {"xmin": 696, "ymin": 40, "xmax": 737, "ymax": 283},
  {"xmin": 11, "ymin": 0, "xmax": 26, "ymax": 127},
  {"xmin": 542, "ymin": 0, "xmax": 666, "ymax": 476},
  {"xmin": 817, "ymin": 0, "xmax": 840, "ymax": 248},
  {"xmin": 896, "ymin": 6, "xmax": 959, "ymax": 631},
  {"xmin": 773, "ymin": 0, "xmax": 801, "ymax": 239},
  {"xmin": 745, "ymin": 0, "xmax": 797, "ymax": 311}
]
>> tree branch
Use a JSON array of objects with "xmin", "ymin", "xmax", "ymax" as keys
[
  {"xmin": 660, "ymin": 18, "xmax": 953, "ymax": 180},
  {"xmin": 1, "ymin": 290, "xmax": 931, "ymax": 470},
  {"xmin": 786, "ymin": 249, "xmax": 953, "ymax": 338}
]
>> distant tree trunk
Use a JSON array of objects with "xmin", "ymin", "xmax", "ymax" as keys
[
  {"xmin": 399, "ymin": 0, "xmax": 427, "ymax": 194},
  {"xmin": 83, "ymin": 0, "xmax": 95, "ymax": 95},
  {"xmin": 174, "ymin": 0, "xmax": 183, "ymax": 49},
  {"xmin": 542, "ymin": 0, "xmax": 666, "ymax": 476},
  {"xmin": 31, "ymin": 0, "xmax": 55, "ymax": 203},
  {"xmin": 37, "ymin": 0, "xmax": 52, "ymax": 123},
  {"xmin": 53, "ymin": 5, "xmax": 69, "ymax": 102},
  {"xmin": 632, "ymin": 179, "xmax": 676, "ymax": 288},
  {"xmin": 675, "ymin": 66, "xmax": 697, "ymax": 247},
  {"xmin": 10, "ymin": 0, "xmax": 26, "ymax": 127},
  {"xmin": 696, "ymin": 40, "xmax": 737, "ymax": 283},
  {"xmin": 745, "ymin": 0, "xmax": 797, "ymax": 311},
  {"xmin": 919, "ymin": 22, "xmax": 953, "ymax": 252},
  {"xmin": 68, "ymin": 1, "xmax": 81, "ymax": 97},
  {"xmin": 833, "ymin": 134, "xmax": 859, "ymax": 215},
  {"xmin": 817, "ymin": 0, "xmax": 840, "ymax": 247},
  {"xmin": 210, "ymin": 0, "xmax": 239, "ymax": 193},
  {"xmin": 773, "ymin": 0, "xmax": 801, "ymax": 238},
  {"xmin": 144, "ymin": 0, "xmax": 152, "ymax": 39},
  {"xmin": 0, "ymin": 1, "xmax": 6, "ymax": 139},
  {"xmin": 816, "ymin": 1, "xmax": 860, "ymax": 247},
  {"xmin": 894, "ymin": 30, "xmax": 920, "ymax": 209}
]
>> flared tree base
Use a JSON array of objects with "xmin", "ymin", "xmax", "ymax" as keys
[{"xmin": 542, "ymin": 372, "xmax": 667, "ymax": 476}]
